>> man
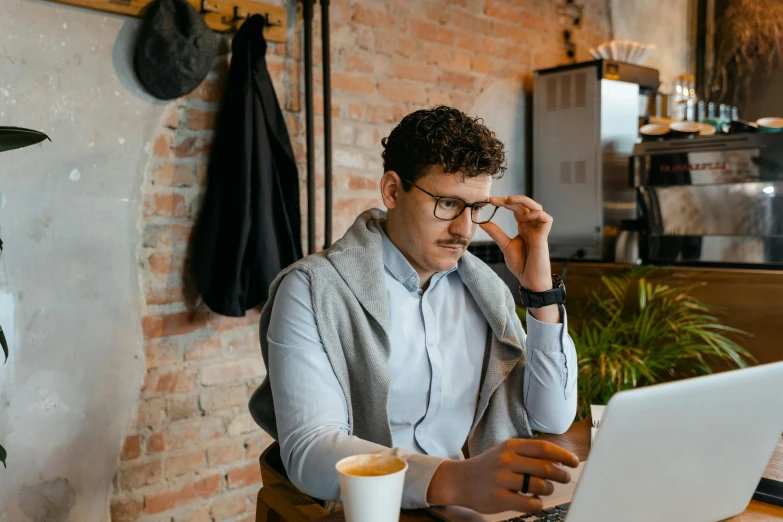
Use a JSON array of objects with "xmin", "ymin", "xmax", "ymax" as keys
[{"xmin": 249, "ymin": 106, "xmax": 579, "ymax": 515}]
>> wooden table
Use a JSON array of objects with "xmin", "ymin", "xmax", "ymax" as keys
[{"xmin": 314, "ymin": 421, "xmax": 783, "ymax": 521}]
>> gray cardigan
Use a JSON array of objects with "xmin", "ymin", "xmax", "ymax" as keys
[{"xmin": 248, "ymin": 208, "xmax": 533, "ymax": 458}]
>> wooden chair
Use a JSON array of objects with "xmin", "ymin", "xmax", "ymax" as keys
[{"xmin": 255, "ymin": 442, "xmax": 330, "ymax": 522}]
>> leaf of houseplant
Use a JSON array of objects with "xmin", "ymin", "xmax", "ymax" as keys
[
  {"xmin": 558, "ymin": 267, "xmax": 755, "ymax": 420},
  {"xmin": 0, "ymin": 443, "xmax": 5, "ymax": 468},
  {"xmin": 0, "ymin": 326, "xmax": 6, "ymax": 363},
  {"xmin": 0, "ymin": 127, "xmax": 50, "ymax": 153}
]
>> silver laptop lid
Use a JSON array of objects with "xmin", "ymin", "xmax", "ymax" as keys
[
  {"xmin": 567, "ymin": 360, "xmax": 783, "ymax": 522},
  {"xmin": 430, "ymin": 361, "xmax": 783, "ymax": 522}
]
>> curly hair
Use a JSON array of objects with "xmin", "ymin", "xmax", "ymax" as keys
[{"xmin": 380, "ymin": 106, "xmax": 506, "ymax": 190}]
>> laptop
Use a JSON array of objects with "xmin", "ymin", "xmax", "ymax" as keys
[{"xmin": 430, "ymin": 360, "xmax": 783, "ymax": 522}]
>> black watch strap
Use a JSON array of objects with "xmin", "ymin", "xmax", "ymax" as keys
[{"xmin": 519, "ymin": 274, "xmax": 567, "ymax": 308}]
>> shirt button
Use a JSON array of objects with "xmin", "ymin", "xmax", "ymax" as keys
[{"xmin": 397, "ymin": 275, "xmax": 403, "ymax": 281}]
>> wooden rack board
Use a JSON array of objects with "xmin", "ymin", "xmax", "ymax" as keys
[{"xmin": 43, "ymin": 0, "xmax": 288, "ymax": 41}]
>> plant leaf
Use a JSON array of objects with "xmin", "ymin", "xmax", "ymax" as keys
[
  {"xmin": 0, "ymin": 326, "xmax": 6, "ymax": 363},
  {"xmin": 570, "ymin": 266, "xmax": 752, "ymax": 420},
  {"xmin": 0, "ymin": 443, "xmax": 5, "ymax": 468},
  {"xmin": 0, "ymin": 127, "xmax": 50, "ymax": 153}
]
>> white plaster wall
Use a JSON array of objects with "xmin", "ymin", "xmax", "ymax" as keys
[
  {"xmin": 0, "ymin": 1, "xmax": 162, "ymax": 519},
  {"xmin": 611, "ymin": 0, "xmax": 693, "ymax": 86},
  {"xmin": 470, "ymin": 81, "xmax": 526, "ymax": 243}
]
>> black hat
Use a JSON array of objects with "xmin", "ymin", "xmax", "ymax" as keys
[{"xmin": 134, "ymin": 0, "xmax": 220, "ymax": 100}]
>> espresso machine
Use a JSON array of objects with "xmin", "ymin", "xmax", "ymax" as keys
[
  {"xmin": 631, "ymin": 133, "xmax": 783, "ymax": 267},
  {"xmin": 533, "ymin": 60, "xmax": 659, "ymax": 260}
]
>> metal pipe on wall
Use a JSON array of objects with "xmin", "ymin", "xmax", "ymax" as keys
[
  {"xmin": 302, "ymin": 0, "xmax": 316, "ymax": 255},
  {"xmin": 321, "ymin": 0, "xmax": 332, "ymax": 248}
]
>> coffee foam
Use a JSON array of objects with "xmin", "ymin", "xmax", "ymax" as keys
[{"xmin": 336, "ymin": 455, "xmax": 406, "ymax": 477}]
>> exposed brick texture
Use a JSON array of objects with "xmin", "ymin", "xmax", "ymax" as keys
[{"xmin": 113, "ymin": 0, "xmax": 608, "ymax": 520}]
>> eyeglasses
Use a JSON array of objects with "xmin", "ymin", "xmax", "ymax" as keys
[{"xmin": 400, "ymin": 177, "xmax": 498, "ymax": 224}]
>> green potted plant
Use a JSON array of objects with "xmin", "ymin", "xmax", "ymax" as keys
[
  {"xmin": 519, "ymin": 267, "xmax": 754, "ymax": 420},
  {"xmin": 0, "ymin": 126, "xmax": 50, "ymax": 467}
]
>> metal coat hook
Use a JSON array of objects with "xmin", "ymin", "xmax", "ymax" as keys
[
  {"xmin": 233, "ymin": 7, "xmax": 283, "ymax": 26},
  {"xmin": 199, "ymin": 0, "xmax": 283, "ymax": 27},
  {"xmin": 201, "ymin": 0, "xmax": 220, "ymax": 13}
]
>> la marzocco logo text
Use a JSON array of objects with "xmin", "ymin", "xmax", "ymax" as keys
[{"xmin": 659, "ymin": 162, "xmax": 730, "ymax": 173}]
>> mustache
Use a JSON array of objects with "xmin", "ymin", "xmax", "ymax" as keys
[{"xmin": 437, "ymin": 238, "xmax": 469, "ymax": 247}]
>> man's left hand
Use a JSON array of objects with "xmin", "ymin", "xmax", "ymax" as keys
[{"xmin": 480, "ymin": 195, "xmax": 560, "ymax": 323}]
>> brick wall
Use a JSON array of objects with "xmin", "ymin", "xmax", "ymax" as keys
[
  {"xmin": 110, "ymin": 50, "xmax": 287, "ymax": 522},
  {"xmin": 111, "ymin": 1, "xmax": 609, "ymax": 521}
]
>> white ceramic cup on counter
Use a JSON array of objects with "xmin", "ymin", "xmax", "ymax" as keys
[
  {"xmin": 757, "ymin": 117, "xmax": 783, "ymax": 133},
  {"xmin": 336, "ymin": 454, "xmax": 408, "ymax": 522}
]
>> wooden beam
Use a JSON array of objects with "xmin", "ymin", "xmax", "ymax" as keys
[{"xmin": 42, "ymin": 0, "xmax": 287, "ymax": 42}]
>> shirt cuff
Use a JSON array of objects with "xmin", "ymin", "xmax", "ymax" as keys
[
  {"xmin": 401, "ymin": 453, "xmax": 447, "ymax": 509},
  {"xmin": 526, "ymin": 305, "xmax": 567, "ymax": 353}
]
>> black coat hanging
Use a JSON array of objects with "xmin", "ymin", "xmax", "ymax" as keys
[{"xmin": 190, "ymin": 15, "xmax": 302, "ymax": 317}]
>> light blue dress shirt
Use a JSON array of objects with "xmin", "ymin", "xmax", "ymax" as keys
[{"xmin": 267, "ymin": 223, "xmax": 577, "ymax": 508}]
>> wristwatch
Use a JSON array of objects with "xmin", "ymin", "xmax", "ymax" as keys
[{"xmin": 518, "ymin": 274, "xmax": 567, "ymax": 308}]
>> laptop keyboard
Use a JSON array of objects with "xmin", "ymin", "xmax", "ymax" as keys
[{"xmin": 501, "ymin": 503, "xmax": 571, "ymax": 521}]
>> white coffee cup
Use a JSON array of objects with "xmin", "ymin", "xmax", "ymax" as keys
[{"xmin": 335, "ymin": 454, "xmax": 408, "ymax": 522}]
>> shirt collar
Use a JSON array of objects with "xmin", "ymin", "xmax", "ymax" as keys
[{"xmin": 375, "ymin": 220, "xmax": 458, "ymax": 292}]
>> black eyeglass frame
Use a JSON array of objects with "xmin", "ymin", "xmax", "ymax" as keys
[{"xmin": 399, "ymin": 176, "xmax": 499, "ymax": 224}]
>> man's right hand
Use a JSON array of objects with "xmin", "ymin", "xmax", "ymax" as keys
[{"xmin": 427, "ymin": 439, "xmax": 580, "ymax": 514}]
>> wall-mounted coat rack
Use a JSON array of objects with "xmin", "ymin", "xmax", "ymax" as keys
[{"xmin": 43, "ymin": 0, "xmax": 287, "ymax": 41}]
